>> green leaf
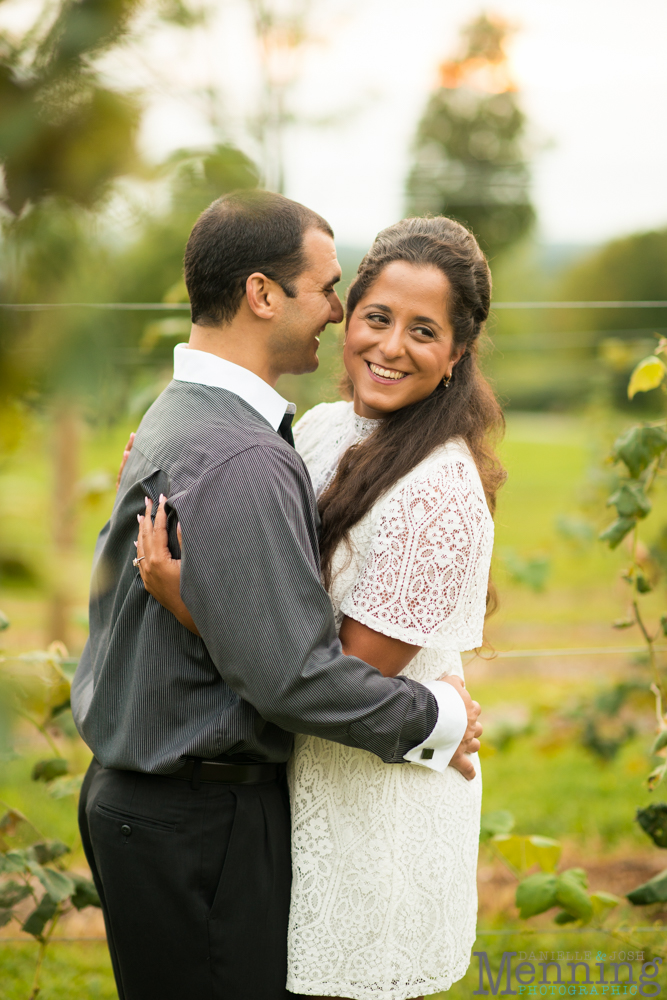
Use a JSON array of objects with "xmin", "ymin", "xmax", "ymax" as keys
[
  {"xmin": 70, "ymin": 874, "xmax": 101, "ymax": 910},
  {"xmin": 493, "ymin": 833, "xmax": 562, "ymax": 874},
  {"xmin": 636, "ymin": 803, "xmax": 667, "ymax": 848},
  {"xmin": 611, "ymin": 425, "xmax": 667, "ymax": 478},
  {"xmin": 599, "ymin": 517, "xmax": 636, "ymax": 549},
  {"xmin": 479, "ymin": 810, "xmax": 515, "ymax": 842},
  {"xmin": 527, "ymin": 835, "xmax": 562, "ymax": 873},
  {"xmin": 30, "ymin": 866, "xmax": 75, "ymax": 903},
  {"xmin": 0, "ymin": 907, "xmax": 12, "ymax": 927},
  {"xmin": 661, "ymin": 614, "xmax": 667, "ymax": 637},
  {"xmin": 556, "ymin": 870, "xmax": 593, "ymax": 922},
  {"xmin": 628, "ymin": 356, "xmax": 667, "ymax": 399},
  {"xmin": 590, "ymin": 891, "xmax": 622, "ymax": 917},
  {"xmin": 48, "ymin": 774, "xmax": 84, "ymax": 799},
  {"xmin": 31, "ymin": 758, "xmax": 69, "ymax": 783},
  {"xmin": 562, "ymin": 867, "xmax": 588, "ymax": 889},
  {"xmin": 22, "ymin": 894, "xmax": 58, "ymax": 938},
  {"xmin": 627, "ymin": 867, "xmax": 667, "ymax": 905},
  {"xmin": 28, "ymin": 840, "xmax": 70, "ymax": 865},
  {"xmin": 554, "ymin": 910, "xmax": 577, "ymax": 924},
  {"xmin": 636, "ymin": 573, "xmax": 653, "ymax": 593},
  {"xmin": 0, "ymin": 880, "xmax": 32, "ymax": 908},
  {"xmin": 607, "ymin": 481, "xmax": 652, "ymax": 519},
  {"xmin": 651, "ymin": 733, "xmax": 667, "ymax": 756},
  {"xmin": 516, "ymin": 872, "xmax": 559, "ymax": 918},
  {"xmin": 0, "ymin": 610, "xmax": 9, "ymax": 630},
  {"xmin": 0, "ymin": 850, "xmax": 30, "ymax": 874}
]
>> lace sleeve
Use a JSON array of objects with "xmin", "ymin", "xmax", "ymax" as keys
[{"xmin": 339, "ymin": 458, "xmax": 494, "ymax": 650}]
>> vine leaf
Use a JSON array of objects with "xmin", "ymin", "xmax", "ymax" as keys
[
  {"xmin": 628, "ymin": 356, "xmax": 667, "ymax": 399},
  {"xmin": 599, "ymin": 516, "xmax": 636, "ymax": 549},
  {"xmin": 22, "ymin": 895, "xmax": 58, "ymax": 938},
  {"xmin": 516, "ymin": 872, "xmax": 558, "ymax": 918},
  {"xmin": 627, "ymin": 867, "xmax": 667, "ymax": 905},
  {"xmin": 636, "ymin": 803, "xmax": 667, "ymax": 847},
  {"xmin": 607, "ymin": 481, "xmax": 651, "ymax": 519},
  {"xmin": 611, "ymin": 425, "xmax": 667, "ymax": 478},
  {"xmin": 555, "ymin": 868, "xmax": 593, "ymax": 923}
]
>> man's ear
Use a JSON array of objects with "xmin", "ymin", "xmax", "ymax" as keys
[{"xmin": 246, "ymin": 272, "xmax": 282, "ymax": 320}]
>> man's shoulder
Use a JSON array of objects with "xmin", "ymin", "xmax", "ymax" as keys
[{"xmin": 136, "ymin": 380, "xmax": 290, "ymax": 481}]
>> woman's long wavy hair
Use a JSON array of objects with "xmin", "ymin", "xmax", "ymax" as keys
[{"xmin": 318, "ymin": 216, "xmax": 506, "ymax": 604}]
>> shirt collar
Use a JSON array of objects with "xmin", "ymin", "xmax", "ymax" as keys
[{"xmin": 173, "ymin": 343, "xmax": 295, "ymax": 432}]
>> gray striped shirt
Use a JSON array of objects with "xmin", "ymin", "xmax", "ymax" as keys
[{"xmin": 71, "ymin": 376, "xmax": 444, "ymax": 773}]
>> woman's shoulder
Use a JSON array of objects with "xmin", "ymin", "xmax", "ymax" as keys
[
  {"xmin": 293, "ymin": 399, "xmax": 352, "ymax": 451},
  {"xmin": 379, "ymin": 437, "xmax": 488, "ymax": 513}
]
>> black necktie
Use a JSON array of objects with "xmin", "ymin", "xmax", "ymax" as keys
[{"xmin": 278, "ymin": 410, "xmax": 295, "ymax": 448}]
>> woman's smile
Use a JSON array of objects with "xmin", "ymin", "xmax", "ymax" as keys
[{"xmin": 365, "ymin": 360, "xmax": 410, "ymax": 383}]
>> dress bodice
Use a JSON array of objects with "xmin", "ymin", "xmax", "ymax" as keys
[{"xmin": 294, "ymin": 400, "xmax": 494, "ymax": 683}]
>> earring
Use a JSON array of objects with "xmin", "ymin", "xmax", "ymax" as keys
[{"xmin": 442, "ymin": 372, "xmax": 452, "ymax": 388}]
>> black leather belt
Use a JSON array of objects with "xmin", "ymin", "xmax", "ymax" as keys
[{"xmin": 168, "ymin": 758, "xmax": 280, "ymax": 786}]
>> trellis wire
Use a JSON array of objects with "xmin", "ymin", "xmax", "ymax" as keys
[{"xmin": 2, "ymin": 301, "xmax": 667, "ymax": 311}]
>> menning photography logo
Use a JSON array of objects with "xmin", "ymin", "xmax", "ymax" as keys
[{"xmin": 473, "ymin": 951, "xmax": 663, "ymax": 996}]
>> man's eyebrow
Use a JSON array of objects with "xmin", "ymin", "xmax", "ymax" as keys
[{"xmin": 324, "ymin": 272, "xmax": 342, "ymax": 288}]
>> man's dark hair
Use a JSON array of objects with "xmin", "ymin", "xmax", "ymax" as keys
[{"xmin": 184, "ymin": 190, "xmax": 334, "ymax": 326}]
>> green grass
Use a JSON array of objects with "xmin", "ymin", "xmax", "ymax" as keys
[{"xmin": 0, "ymin": 942, "xmax": 115, "ymax": 1000}]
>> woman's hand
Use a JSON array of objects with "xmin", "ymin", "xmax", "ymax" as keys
[
  {"xmin": 136, "ymin": 496, "xmax": 200, "ymax": 635},
  {"xmin": 116, "ymin": 432, "xmax": 136, "ymax": 491}
]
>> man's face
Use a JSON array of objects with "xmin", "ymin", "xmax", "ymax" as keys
[{"xmin": 269, "ymin": 228, "xmax": 343, "ymax": 376}]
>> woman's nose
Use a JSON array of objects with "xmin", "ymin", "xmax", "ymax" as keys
[{"xmin": 380, "ymin": 327, "xmax": 407, "ymax": 360}]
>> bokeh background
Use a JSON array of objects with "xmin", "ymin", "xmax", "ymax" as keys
[{"xmin": 1, "ymin": 1, "xmax": 667, "ymax": 996}]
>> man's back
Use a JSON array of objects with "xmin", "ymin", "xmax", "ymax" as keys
[{"xmin": 72, "ymin": 379, "xmax": 316, "ymax": 771}]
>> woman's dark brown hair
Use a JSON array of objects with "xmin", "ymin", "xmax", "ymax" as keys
[{"xmin": 318, "ymin": 215, "xmax": 506, "ymax": 598}]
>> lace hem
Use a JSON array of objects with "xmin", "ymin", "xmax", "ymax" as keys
[
  {"xmin": 340, "ymin": 601, "xmax": 484, "ymax": 652},
  {"xmin": 286, "ymin": 949, "xmax": 474, "ymax": 1000}
]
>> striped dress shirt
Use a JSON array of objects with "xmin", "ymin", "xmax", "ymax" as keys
[{"xmin": 71, "ymin": 346, "xmax": 466, "ymax": 774}]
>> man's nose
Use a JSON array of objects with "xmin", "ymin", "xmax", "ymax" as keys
[{"xmin": 329, "ymin": 292, "xmax": 344, "ymax": 325}]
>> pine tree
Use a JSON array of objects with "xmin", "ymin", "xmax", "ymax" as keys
[{"xmin": 406, "ymin": 13, "xmax": 534, "ymax": 258}]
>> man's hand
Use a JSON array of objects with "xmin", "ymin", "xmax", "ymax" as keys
[{"xmin": 441, "ymin": 675, "xmax": 482, "ymax": 781}]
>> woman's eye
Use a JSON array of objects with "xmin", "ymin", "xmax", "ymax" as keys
[
  {"xmin": 414, "ymin": 326, "xmax": 435, "ymax": 338},
  {"xmin": 367, "ymin": 313, "xmax": 389, "ymax": 324}
]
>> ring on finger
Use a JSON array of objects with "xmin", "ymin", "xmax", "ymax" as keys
[{"xmin": 132, "ymin": 556, "xmax": 146, "ymax": 567}]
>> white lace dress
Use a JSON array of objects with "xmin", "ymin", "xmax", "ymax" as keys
[{"xmin": 287, "ymin": 400, "xmax": 493, "ymax": 1000}]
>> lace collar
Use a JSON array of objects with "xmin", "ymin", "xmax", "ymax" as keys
[{"xmin": 353, "ymin": 411, "xmax": 383, "ymax": 441}]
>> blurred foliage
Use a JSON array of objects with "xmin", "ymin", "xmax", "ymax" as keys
[
  {"xmin": 406, "ymin": 13, "xmax": 534, "ymax": 259},
  {"xmin": 0, "ymin": 628, "xmax": 100, "ymax": 996},
  {"xmin": 0, "ymin": 0, "xmax": 143, "ymax": 216}
]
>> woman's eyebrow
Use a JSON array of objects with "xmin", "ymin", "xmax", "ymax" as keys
[
  {"xmin": 414, "ymin": 314, "xmax": 443, "ymax": 330},
  {"xmin": 365, "ymin": 302, "xmax": 392, "ymax": 311}
]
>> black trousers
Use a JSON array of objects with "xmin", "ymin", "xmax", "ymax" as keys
[{"xmin": 79, "ymin": 758, "xmax": 295, "ymax": 1000}]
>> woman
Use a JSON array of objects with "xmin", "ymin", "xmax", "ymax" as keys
[{"xmin": 133, "ymin": 216, "xmax": 504, "ymax": 1000}]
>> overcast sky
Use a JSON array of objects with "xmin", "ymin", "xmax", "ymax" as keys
[{"xmin": 7, "ymin": 0, "xmax": 667, "ymax": 248}]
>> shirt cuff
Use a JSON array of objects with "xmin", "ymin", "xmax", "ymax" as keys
[{"xmin": 403, "ymin": 680, "xmax": 468, "ymax": 773}]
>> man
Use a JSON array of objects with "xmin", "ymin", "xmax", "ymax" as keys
[{"xmin": 72, "ymin": 191, "xmax": 481, "ymax": 1000}]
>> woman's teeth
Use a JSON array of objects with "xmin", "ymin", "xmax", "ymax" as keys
[{"xmin": 369, "ymin": 363, "xmax": 407, "ymax": 381}]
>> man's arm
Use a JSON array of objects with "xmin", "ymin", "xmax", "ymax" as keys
[{"xmin": 171, "ymin": 444, "xmax": 464, "ymax": 767}]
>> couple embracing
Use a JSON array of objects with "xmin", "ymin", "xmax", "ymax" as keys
[{"xmin": 71, "ymin": 190, "xmax": 504, "ymax": 1000}]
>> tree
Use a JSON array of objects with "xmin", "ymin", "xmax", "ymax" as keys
[
  {"xmin": 0, "ymin": 0, "xmax": 202, "ymax": 644},
  {"xmin": 405, "ymin": 13, "xmax": 534, "ymax": 259}
]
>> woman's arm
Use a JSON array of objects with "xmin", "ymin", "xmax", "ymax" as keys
[{"xmin": 338, "ymin": 615, "xmax": 419, "ymax": 677}]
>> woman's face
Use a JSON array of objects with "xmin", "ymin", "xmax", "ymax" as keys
[{"xmin": 343, "ymin": 260, "xmax": 464, "ymax": 419}]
